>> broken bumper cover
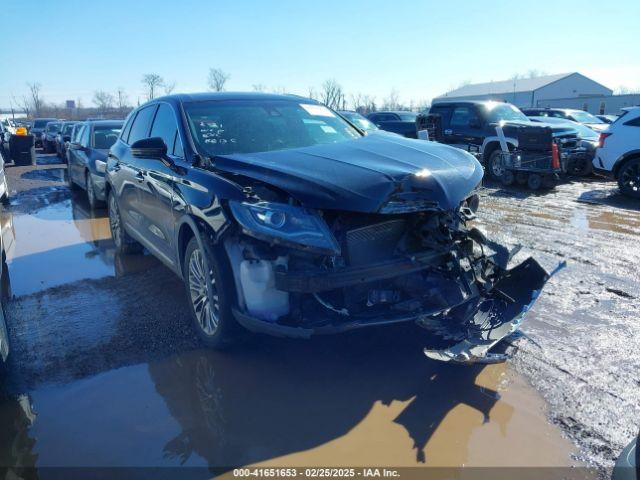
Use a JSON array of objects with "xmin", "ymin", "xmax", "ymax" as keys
[
  {"xmin": 233, "ymin": 255, "xmax": 565, "ymax": 365},
  {"xmin": 424, "ymin": 258, "xmax": 565, "ymax": 364}
]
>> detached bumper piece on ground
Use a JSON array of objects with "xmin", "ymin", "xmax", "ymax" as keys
[{"xmin": 424, "ymin": 258, "xmax": 565, "ymax": 364}]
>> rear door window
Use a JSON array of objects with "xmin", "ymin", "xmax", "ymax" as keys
[
  {"xmin": 120, "ymin": 114, "xmax": 135, "ymax": 144},
  {"xmin": 429, "ymin": 106, "xmax": 452, "ymax": 126},
  {"xmin": 128, "ymin": 105, "xmax": 158, "ymax": 144},
  {"xmin": 450, "ymin": 107, "xmax": 472, "ymax": 127},
  {"xmin": 150, "ymin": 103, "xmax": 179, "ymax": 153}
]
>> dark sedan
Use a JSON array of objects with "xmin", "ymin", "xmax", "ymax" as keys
[
  {"xmin": 55, "ymin": 121, "xmax": 77, "ymax": 159},
  {"xmin": 366, "ymin": 111, "xmax": 418, "ymax": 138},
  {"xmin": 104, "ymin": 92, "xmax": 556, "ymax": 363},
  {"xmin": 67, "ymin": 120, "xmax": 123, "ymax": 209},
  {"xmin": 30, "ymin": 118, "xmax": 57, "ymax": 148},
  {"xmin": 42, "ymin": 121, "xmax": 63, "ymax": 153}
]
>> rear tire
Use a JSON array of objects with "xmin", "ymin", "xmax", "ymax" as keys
[
  {"xmin": 108, "ymin": 190, "xmax": 143, "ymax": 254},
  {"xmin": 183, "ymin": 236, "xmax": 241, "ymax": 348},
  {"xmin": 617, "ymin": 158, "xmax": 640, "ymax": 198}
]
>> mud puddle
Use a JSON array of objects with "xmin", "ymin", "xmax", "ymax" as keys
[
  {"xmin": 1, "ymin": 330, "xmax": 579, "ymax": 472},
  {"xmin": 2, "ymin": 195, "xmax": 160, "ymax": 296}
]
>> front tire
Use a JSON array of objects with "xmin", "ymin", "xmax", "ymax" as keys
[
  {"xmin": 108, "ymin": 190, "xmax": 143, "ymax": 254},
  {"xmin": 183, "ymin": 236, "xmax": 240, "ymax": 348},
  {"xmin": 487, "ymin": 149, "xmax": 505, "ymax": 181},
  {"xmin": 617, "ymin": 158, "xmax": 640, "ymax": 199}
]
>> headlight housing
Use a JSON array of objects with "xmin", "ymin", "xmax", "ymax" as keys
[{"xmin": 229, "ymin": 201, "xmax": 340, "ymax": 255}]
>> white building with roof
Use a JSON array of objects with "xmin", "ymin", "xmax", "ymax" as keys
[{"xmin": 434, "ymin": 72, "xmax": 613, "ymax": 108}]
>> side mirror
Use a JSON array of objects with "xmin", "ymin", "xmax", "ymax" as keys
[{"xmin": 131, "ymin": 137, "xmax": 168, "ymax": 159}]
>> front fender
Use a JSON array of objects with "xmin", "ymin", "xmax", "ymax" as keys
[{"xmin": 482, "ymin": 136, "xmax": 518, "ymax": 154}]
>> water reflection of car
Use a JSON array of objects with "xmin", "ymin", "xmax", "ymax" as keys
[
  {"xmin": 521, "ymin": 107, "xmax": 608, "ymax": 132},
  {"xmin": 55, "ymin": 121, "xmax": 78, "ymax": 159},
  {"xmin": 528, "ymin": 115, "xmax": 598, "ymax": 176},
  {"xmin": 68, "ymin": 120, "xmax": 124, "ymax": 209},
  {"xmin": 106, "ymin": 92, "xmax": 555, "ymax": 364},
  {"xmin": 337, "ymin": 110, "xmax": 379, "ymax": 134}
]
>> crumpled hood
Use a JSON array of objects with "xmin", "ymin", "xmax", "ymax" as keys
[{"xmin": 213, "ymin": 135, "xmax": 483, "ymax": 212}]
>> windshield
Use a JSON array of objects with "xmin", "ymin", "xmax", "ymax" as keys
[
  {"xmin": 568, "ymin": 110, "xmax": 604, "ymax": 124},
  {"xmin": 93, "ymin": 125, "xmax": 122, "ymax": 149},
  {"xmin": 47, "ymin": 123, "xmax": 61, "ymax": 132},
  {"xmin": 483, "ymin": 103, "xmax": 529, "ymax": 123},
  {"xmin": 185, "ymin": 100, "xmax": 362, "ymax": 156},
  {"xmin": 341, "ymin": 112, "xmax": 378, "ymax": 132}
]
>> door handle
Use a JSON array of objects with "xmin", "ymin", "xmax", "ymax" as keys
[
  {"xmin": 135, "ymin": 171, "xmax": 144, "ymax": 183},
  {"xmin": 444, "ymin": 129, "xmax": 453, "ymax": 135}
]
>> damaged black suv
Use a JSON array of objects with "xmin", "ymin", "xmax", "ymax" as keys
[{"xmin": 106, "ymin": 93, "xmax": 558, "ymax": 363}]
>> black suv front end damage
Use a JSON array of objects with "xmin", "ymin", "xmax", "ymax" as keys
[
  {"xmin": 225, "ymin": 208, "xmax": 560, "ymax": 363},
  {"xmin": 212, "ymin": 134, "xmax": 562, "ymax": 364}
]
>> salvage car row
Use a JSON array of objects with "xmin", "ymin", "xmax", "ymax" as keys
[{"xmin": 356, "ymin": 102, "xmax": 640, "ymax": 198}]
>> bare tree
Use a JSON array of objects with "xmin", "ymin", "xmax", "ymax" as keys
[
  {"xmin": 141, "ymin": 73, "xmax": 164, "ymax": 101},
  {"xmin": 307, "ymin": 87, "xmax": 318, "ymax": 101},
  {"xmin": 27, "ymin": 82, "xmax": 44, "ymax": 116},
  {"xmin": 320, "ymin": 79, "xmax": 344, "ymax": 110},
  {"xmin": 252, "ymin": 84, "xmax": 266, "ymax": 92},
  {"xmin": 271, "ymin": 85, "xmax": 287, "ymax": 95},
  {"xmin": 382, "ymin": 89, "xmax": 400, "ymax": 110},
  {"xmin": 116, "ymin": 87, "xmax": 129, "ymax": 110},
  {"xmin": 615, "ymin": 85, "xmax": 640, "ymax": 95},
  {"xmin": 15, "ymin": 94, "xmax": 31, "ymax": 118},
  {"xmin": 207, "ymin": 68, "xmax": 230, "ymax": 92},
  {"xmin": 93, "ymin": 90, "xmax": 115, "ymax": 112},
  {"xmin": 349, "ymin": 93, "xmax": 377, "ymax": 114},
  {"xmin": 163, "ymin": 81, "xmax": 176, "ymax": 95}
]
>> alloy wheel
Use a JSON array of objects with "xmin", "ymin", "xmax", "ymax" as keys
[
  {"xmin": 620, "ymin": 162, "xmax": 640, "ymax": 195},
  {"xmin": 188, "ymin": 248, "xmax": 220, "ymax": 336},
  {"xmin": 109, "ymin": 195, "xmax": 122, "ymax": 248}
]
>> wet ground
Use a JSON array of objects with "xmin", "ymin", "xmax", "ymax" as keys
[{"xmin": 0, "ymin": 153, "xmax": 637, "ymax": 478}]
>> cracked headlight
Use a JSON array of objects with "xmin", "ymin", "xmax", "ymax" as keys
[{"xmin": 229, "ymin": 201, "xmax": 340, "ymax": 255}]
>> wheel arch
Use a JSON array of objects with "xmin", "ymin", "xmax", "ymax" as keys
[
  {"xmin": 613, "ymin": 150, "xmax": 640, "ymax": 179},
  {"xmin": 175, "ymin": 214, "xmax": 232, "ymax": 280},
  {"xmin": 482, "ymin": 138, "xmax": 517, "ymax": 160}
]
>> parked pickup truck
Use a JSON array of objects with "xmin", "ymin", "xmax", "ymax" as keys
[
  {"xmin": 367, "ymin": 111, "xmax": 418, "ymax": 138},
  {"xmin": 427, "ymin": 101, "xmax": 582, "ymax": 188}
]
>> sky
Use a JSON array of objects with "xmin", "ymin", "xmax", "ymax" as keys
[{"xmin": 1, "ymin": 0, "xmax": 639, "ymax": 110}]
